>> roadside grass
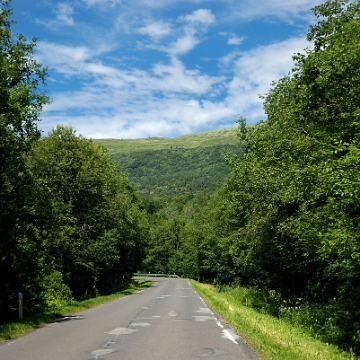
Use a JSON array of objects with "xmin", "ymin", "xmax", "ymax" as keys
[
  {"xmin": 190, "ymin": 280, "xmax": 355, "ymax": 360},
  {"xmin": 0, "ymin": 280, "xmax": 152, "ymax": 343}
]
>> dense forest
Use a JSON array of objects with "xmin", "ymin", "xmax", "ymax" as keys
[
  {"xmin": 96, "ymin": 127, "xmax": 243, "ymax": 196},
  {"xmin": 2, "ymin": 0, "xmax": 360, "ymax": 356}
]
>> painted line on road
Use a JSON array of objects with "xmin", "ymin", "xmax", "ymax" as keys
[
  {"xmin": 105, "ymin": 328, "xmax": 138, "ymax": 335},
  {"xmin": 222, "ymin": 329, "xmax": 240, "ymax": 344}
]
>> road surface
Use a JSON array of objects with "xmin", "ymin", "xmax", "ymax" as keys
[{"xmin": 0, "ymin": 278, "xmax": 259, "ymax": 359}]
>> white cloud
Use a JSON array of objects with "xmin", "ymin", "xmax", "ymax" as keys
[
  {"xmin": 182, "ymin": 8, "xmax": 215, "ymax": 25},
  {"xmin": 137, "ymin": 21, "xmax": 172, "ymax": 39},
  {"xmin": 80, "ymin": 0, "xmax": 323, "ymax": 23},
  {"xmin": 43, "ymin": 96, "xmax": 234, "ymax": 139},
  {"xmin": 37, "ymin": 43, "xmax": 93, "ymax": 76},
  {"xmin": 138, "ymin": 9, "xmax": 215, "ymax": 56},
  {"xmin": 165, "ymin": 9, "xmax": 215, "ymax": 56},
  {"xmin": 39, "ymin": 33, "xmax": 309, "ymax": 138},
  {"xmin": 227, "ymin": 36, "xmax": 244, "ymax": 45},
  {"xmin": 167, "ymin": 35, "xmax": 200, "ymax": 56},
  {"xmin": 30, "ymin": 0, "xmax": 321, "ymax": 138},
  {"xmin": 151, "ymin": 57, "xmax": 224, "ymax": 94},
  {"xmin": 82, "ymin": 0, "xmax": 122, "ymax": 7},
  {"xmin": 75, "ymin": 0, "xmax": 323, "ymax": 24},
  {"xmin": 223, "ymin": 36, "xmax": 310, "ymax": 122},
  {"xmin": 220, "ymin": 32, "xmax": 245, "ymax": 46},
  {"xmin": 56, "ymin": 3, "xmax": 74, "ymax": 26},
  {"xmin": 222, "ymin": 0, "xmax": 324, "ymax": 22},
  {"xmin": 39, "ymin": 42, "xmax": 223, "ymax": 99},
  {"xmin": 35, "ymin": 2, "xmax": 75, "ymax": 28},
  {"xmin": 81, "ymin": 0, "xmax": 205, "ymax": 11}
]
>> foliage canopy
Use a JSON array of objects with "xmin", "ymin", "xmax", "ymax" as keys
[{"xmin": 0, "ymin": 0, "xmax": 50, "ymax": 320}]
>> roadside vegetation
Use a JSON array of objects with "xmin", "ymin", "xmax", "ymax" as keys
[{"xmin": 191, "ymin": 281, "xmax": 355, "ymax": 360}]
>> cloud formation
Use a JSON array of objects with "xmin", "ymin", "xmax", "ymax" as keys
[
  {"xmin": 14, "ymin": 0, "xmax": 324, "ymax": 138},
  {"xmin": 181, "ymin": 9, "xmax": 215, "ymax": 25},
  {"xmin": 56, "ymin": 3, "xmax": 74, "ymax": 26},
  {"xmin": 137, "ymin": 21, "xmax": 172, "ymax": 39}
]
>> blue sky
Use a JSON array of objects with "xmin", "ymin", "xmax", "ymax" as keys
[{"xmin": 12, "ymin": 0, "xmax": 323, "ymax": 139}]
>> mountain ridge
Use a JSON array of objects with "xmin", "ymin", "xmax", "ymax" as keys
[{"xmin": 95, "ymin": 127, "xmax": 244, "ymax": 197}]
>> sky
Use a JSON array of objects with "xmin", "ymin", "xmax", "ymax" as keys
[{"xmin": 11, "ymin": 0, "xmax": 324, "ymax": 139}]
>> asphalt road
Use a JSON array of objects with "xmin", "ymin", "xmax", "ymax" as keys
[{"xmin": 0, "ymin": 278, "xmax": 259, "ymax": 359}]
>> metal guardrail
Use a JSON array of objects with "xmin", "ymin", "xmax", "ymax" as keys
[{"xmin": 133, "ymin": 273, "xmax": 179, "ymax": 278}]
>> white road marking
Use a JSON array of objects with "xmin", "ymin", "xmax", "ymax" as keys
[
  {"xmin": 105, "ymin": 328, "xmax": 138, "ymax": 335},
  {"xmin": 216, "ymin": 320, "xmax": 224, "ymax": 329},
  {"xmin": 130, "ymin": 322, "xmax": 151, "ymax": 327},
  {"xmin": 91, "ymin": 349, "xmax": 115, "ymax": 357},
  {"xmin": 222, "ymin": 329, "xmax": 240, "ymax": 344},
  {"xmin": 193, "ymin": 316, "xmax": 217, "ymax": 322},
  {"xmin": 196, "ymin": 308, "xmax": 213, "ymax": 314}
]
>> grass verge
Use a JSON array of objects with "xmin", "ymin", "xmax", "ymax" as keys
[
  {"xmin": 0, "ymin": 279, "xmax": 152, "ymax": 343},
  {"xmin": 190, "ymin": 280, "xmax": 356, "ymax": 360}
]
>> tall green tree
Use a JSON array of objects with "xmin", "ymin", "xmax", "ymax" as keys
[
  {"xmin": 28, "ymin": 126, "xmax": 148, "ymax": 297},
  {"xmin": 0, "ymin": 0, "xmax": 50, "ymax": 320},
  {"xmin": 217, "ymin": 0, "xmax": 360, "ymax": 351}
]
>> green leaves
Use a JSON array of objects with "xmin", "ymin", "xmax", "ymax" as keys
[
  {"xmin": 27, "ymin": 126, "xmax": 147, "ymax": 297},
  {"xmin": 0, "ymin": 0, "xmax": 50, "ymax": 321}
]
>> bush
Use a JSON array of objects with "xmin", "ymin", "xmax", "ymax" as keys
[{"xmin": 41, "ymin": 271, "xmax": 72, "ymax": 308}]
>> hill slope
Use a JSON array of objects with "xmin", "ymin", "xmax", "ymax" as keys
[{"xmin": 95, "ymin": 127, "xmax": 243, "ymax": 197}]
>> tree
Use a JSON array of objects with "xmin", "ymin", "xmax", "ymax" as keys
[
  {"xmin": 27, "ymin": 126, "xmax": 148, "ymax": 297},
  {"xmin": 218, "ymin": 0, "xmax": 360, "ymax": 351},
  {"xmin": 0, "ymin": 0, "xmax": 50, "ymax": 320}
]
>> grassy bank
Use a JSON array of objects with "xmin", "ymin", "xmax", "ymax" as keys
[
  {"xmin": 95, "ymin": 127, "xmax": 239, "ymax": 155},
  {"xmin": 190, "ymin": 281, "xmax": 355, "ymax": 360},
  {"xmin": 0, "ymin": 280, "xmax": 152, "ymax": 343}
]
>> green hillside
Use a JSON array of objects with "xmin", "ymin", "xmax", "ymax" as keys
[{"xmin": 95, "ymin": 127, "xmax": 244, "ymax": 196}]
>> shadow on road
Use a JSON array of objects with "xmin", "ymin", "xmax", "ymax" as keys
[{"xmin": 51, "ymin": 315, "xmax": 85, "ymax": 323}]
